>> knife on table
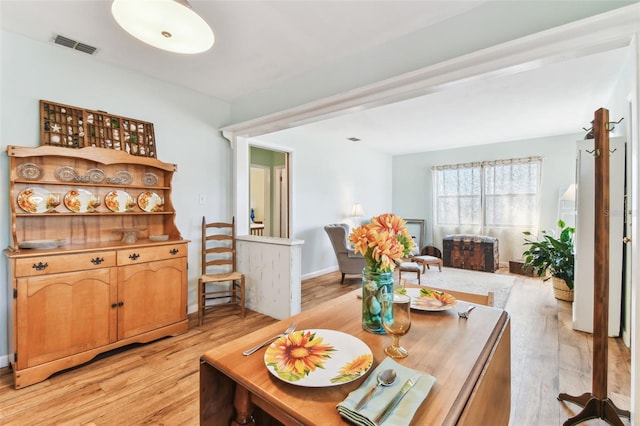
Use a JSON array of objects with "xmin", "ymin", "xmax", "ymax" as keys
[{"xmin": 372, "ymin": 376, "xmax": 420, "ymax": 425}]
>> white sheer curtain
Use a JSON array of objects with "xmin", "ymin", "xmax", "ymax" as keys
[{"xmin": 432, "ymin": 157, "xmax": 541, "ymax": 264}]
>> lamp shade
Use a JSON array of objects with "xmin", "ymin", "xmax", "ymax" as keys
[
  {"xmin": 351, "ymin": 203, "xmax": 364, "ymax": 217},
  {"xmin": 561, "ymin": 184, "xmax": 576, "ymax": 201},
  {"xmin": 111, "ymin": 0, "xmax": 214, "ymax": 54}
]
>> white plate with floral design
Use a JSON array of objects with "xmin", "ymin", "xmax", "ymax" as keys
[
  {"xmin": 137, "ymin": 191, "xmax": 163, "ymax": 212},
  {"xmin": 264, "ymin": 329, "xmax": 373, "ymax": 387},
  {"xmin": 404, "ymin": 287, "xmax": 457, "ymax": 311},
  {"xmin": 105, "ymin": 190, "xmax": 135, "ymax": 212},
  {"xmin": 64, "ymin": 189, "xmax": 100, "ymax": 213},
  {"xmin": 17, "ymin": 187, "xmax": 57, "ymax": 213}
]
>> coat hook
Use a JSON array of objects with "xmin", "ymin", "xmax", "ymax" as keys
[
  {"xmin": 610, "ymin": 148, "xmax": 617, "ymax": 154},
  {"xmin": 606, "ymin": 117, "xmax": 624, "ymax": 131},
  {"xmin": 586, "ymin": 148, "xmax": 600, "ymax": 157},
  {"xmin": 583, "ymin": 117, "xmax": 623, "ymax": 139}
]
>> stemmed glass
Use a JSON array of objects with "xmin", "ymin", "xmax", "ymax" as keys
[
  {"xmin": 47, "ymin": 192, "xmax": 61, "ymax": 212},
  {"xmin": 381, "ymin": 293, "xmax": 412, "ymax": 359}
]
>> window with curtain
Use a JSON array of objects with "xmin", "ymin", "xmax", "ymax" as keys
[{"xmin": 432, "ymin": 156, "xmax": 542, "ymax": 261}]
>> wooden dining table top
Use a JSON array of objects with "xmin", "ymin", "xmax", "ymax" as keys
[{"xmin": 200, "ymin": 288, "xmax": 510, "ymax": 425}]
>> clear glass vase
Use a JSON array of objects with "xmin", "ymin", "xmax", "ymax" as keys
[{"xmin": 361, "ymin": 267, "xmax": 393, "ymax": 334}]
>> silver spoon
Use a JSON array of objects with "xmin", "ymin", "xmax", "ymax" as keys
[
  {"xmin": 354, "ymin": 368, "xmax": 397, "ymax": 411},
  {"xmin": 242, "ymin": 323, "xmax": 297, "ymax": 356}
]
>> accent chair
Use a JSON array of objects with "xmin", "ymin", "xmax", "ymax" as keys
[{"xmin": 324, "ymin": 223, "xmax": 366, "ymax": 284}]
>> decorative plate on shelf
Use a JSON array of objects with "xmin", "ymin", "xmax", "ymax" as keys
[
  {"xmin": 264, "ymin": 329, "xmax": 373, "ymax": 387},
  {"xmin": 17, "ymin": 187, "xmax": 57, "ymax": 213},
  {"xmin": 142, "ymin": 172, "xmax": 158, "ymax": 186},
  {"xmin": 137, "ymin": 191, "xmax": 163, "ymax": 212},
  {"xmin": 105, "ymin": 190, "xmax": 135, "ymax": 212},
  {"xmin": 405, "ymin": 287, "xmax": 457, "ymax": 311},
  {"xmin": 86, "ymin": 168, "xmax": 106, "ymax": 183},
  {"xmin": 64, "ymin": 189, "xmax": 100, "ymax": 213},
  {"xmin": 114, "ymin": 170, "xmax": 133, "ymax": 185},
  {"xmin": 17, "ymin": 163, "xmax": 42, "ymax": 180},
  {"xmin": 19, "ymin": 239, "xmax": 67, "ymax": 249},
  {"xmin": 55, "ymin": 165, "xmax": 78, "ymax": 182}
]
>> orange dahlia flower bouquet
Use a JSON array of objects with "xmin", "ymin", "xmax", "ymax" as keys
[{"xmin": 349, "ymin": 213, "xmax": 415, "ymax": 272}]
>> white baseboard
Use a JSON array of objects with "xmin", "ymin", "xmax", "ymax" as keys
[
  {"xmin": 302, "ymin": 266, "xmax": 338, "ymax": 281},
  {"xmin": 0, "ymin": 354, "xmax": 8, "ymax": 369}
]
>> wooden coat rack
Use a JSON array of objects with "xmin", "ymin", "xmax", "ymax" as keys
[{"xmin": 557, "ymin": 108, "xmax": 630, "ymax": 425}]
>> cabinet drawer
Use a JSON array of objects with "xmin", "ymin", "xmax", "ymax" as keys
[
  {"xmin": 15, "ymin": 251, "xmax": 116, "ymax": 277},
  {"xmin": 117, "ymin": 243, "xmax": 187, "ymax": 265}
]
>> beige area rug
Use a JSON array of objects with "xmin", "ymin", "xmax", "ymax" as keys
[{"xmin": 399, "ymin": 266, "xmax": 520, "ymax": 309}]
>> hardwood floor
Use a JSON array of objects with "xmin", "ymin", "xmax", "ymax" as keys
[{"xmin": 0, "ymin": 269, "xmax": 630, "ymax": 425}]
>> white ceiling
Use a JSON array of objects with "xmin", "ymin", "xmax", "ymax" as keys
[
  {"xmin": 267, "ymin": 47, "xmax": 629, "ymax": 154},
  {"xmin": 0, "ymin": 1, "xmax": 631, "ymax": 155}
]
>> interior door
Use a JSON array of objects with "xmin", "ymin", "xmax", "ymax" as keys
[{"xmin": 573, "ymin": 136, "xmax": 626, "ymax": 336}]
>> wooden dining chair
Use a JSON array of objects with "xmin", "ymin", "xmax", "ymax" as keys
[
  {"xmin": 401, "ymin": 280, "xmax": 494, "ymax": 306},
  {"xmin": 198, "ymin": 217, "xmax": 245, "ymax": 326}
]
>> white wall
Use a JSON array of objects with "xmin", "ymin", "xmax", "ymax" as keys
[
  {"xmin": 391, "ymin": 133, "xmax": 580, "ymax": 260},
  {"xmin": 0, "ymin": 31, "xmax": 231, "ymax": 363},
  {"xmin": 254, "ymin": 131, "xmax": 392, "ymax": 278}
]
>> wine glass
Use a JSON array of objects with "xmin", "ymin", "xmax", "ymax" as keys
[
  {"xmin": 46, "ymin": 192, "xmax": 61, "ymax": 212},
  {"xmin": 381, "ymin": 293, "xmax": 412, "ymax": 359}
]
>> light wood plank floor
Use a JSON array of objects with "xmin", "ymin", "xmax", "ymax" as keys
[{"xmin": 0, "ymin": 269, "xmax": 631, "ymax": 425}]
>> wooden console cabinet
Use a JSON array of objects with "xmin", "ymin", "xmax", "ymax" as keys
[{"xmin": 5, "ymin": 145, "xmax": 188, "ymax": 389}]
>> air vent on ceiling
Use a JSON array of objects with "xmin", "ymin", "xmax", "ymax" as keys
[
  {"xmin": 53, "ymin": 35, "xmax": 98, "ymax": 55},
  {"xmin": 347, "ymin": 137, "xmax": 361, "ymax": 142}
]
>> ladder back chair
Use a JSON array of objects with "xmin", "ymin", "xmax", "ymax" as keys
[{"xmin": 199, "ymin": 217, "xmax": 245, "ymax": 325}]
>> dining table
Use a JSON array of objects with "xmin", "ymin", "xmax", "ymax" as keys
[{"xmin": 200, "ymin": 288, "xmax": 510, "ymax": 425}]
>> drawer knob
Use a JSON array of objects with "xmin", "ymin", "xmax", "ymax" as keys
[
  {"xmin": 91, "ymin": 257, "xmax": 104, "ymax": 265},
  {"xmin": 129, "ymin": 253, "xmax": 140, "ymax": 261},
  {"xmin": 169, "ymin": 248, "xmax": 179, "ymax": 255},
  {"xmin": 32, "ymin": 262, "xmax": 48, "ymax": 271},
  {"xmin": 111, "ymin": 303, "xmax": 118, "ymax": 309}
]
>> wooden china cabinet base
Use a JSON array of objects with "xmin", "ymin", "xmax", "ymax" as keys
[{"xmin": 6, "ymin": 241, "xmax": 189, "ymax": 389}]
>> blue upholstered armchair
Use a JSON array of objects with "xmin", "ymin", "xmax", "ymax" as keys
[{"xmin": 324, "ymin": 223, "xmax": 366, "ymax": 284}]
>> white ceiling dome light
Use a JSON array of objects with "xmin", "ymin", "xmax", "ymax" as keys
[{"xmin": 111, "ymin": 0, "xmax": 214, "ymax": 54}]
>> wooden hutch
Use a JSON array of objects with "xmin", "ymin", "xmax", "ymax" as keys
[{"xmin": 4, "ymin": 144, "xmax": 188, "ymax": 389}]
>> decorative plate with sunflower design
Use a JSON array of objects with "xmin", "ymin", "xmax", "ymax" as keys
[
  {"xmin": 264, "ymin": 329, "xmax": 373, "ymax": 387},
  {"xmin": 405, "ymin": 287, "xmax": 458, "ymax": 311}
]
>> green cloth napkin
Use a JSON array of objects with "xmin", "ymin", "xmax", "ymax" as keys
[{"xmin": 336, "ymin": 357, "xmax": 436, "ymax": 425}]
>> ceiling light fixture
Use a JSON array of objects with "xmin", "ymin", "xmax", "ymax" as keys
[{"xmin": 111, "ymin": 0, "xmax": 214, "ymax": 54}]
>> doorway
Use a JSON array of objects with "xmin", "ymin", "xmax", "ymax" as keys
[{"xmin": 249, "ymin": 146, "xmax": 289, "ymax": 238}]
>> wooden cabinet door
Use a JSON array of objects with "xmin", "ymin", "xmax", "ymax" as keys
[
  {"xmin": 117, "ymin": 257, "xmax": 187, "ymax": 340},
  {"xmin": 16, "ymin": 267, "xmax": 117, "ymax": 369}
]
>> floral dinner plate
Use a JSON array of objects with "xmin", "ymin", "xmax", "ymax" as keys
[
  {"xmin": 405, "ymin": 287, "xmax": 457, "ymax": 311},
  {"xmin": 17, "ymin": 187, "xmax": 58, "ymax": 213},
  {"xmin": 105, "ymin": 190, "xmax": 135, "ymax": 212},
  {"xmin": 64, "ymin": 188, "xmax": 100, "ymax": 213},
  {"xmin": 264, "ymin": 329, "xmax": 373, "ymax": 387},
  {"xmin": 137, "ymin": 191, "xmax": 163, "ymax": 212}
]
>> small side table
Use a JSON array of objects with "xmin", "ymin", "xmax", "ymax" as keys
[{"xmin": 508, "ymin": 259, "xmax": 534, "ymax": 276}]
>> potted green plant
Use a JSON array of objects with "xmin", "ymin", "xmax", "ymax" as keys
[{"xmin": 522, "ymin": 219, "xmax": 575, "ymax": 301}]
